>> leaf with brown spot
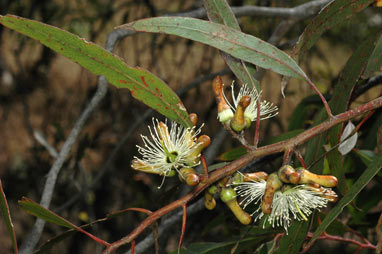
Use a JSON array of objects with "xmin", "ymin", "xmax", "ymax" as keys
[
  {"xmin": 0, "ymin": 15, "xmax": 192, "ymax": 127},
  {"xmin": 118, "ymin": 17, "xmax": 307, "ymax": 80}
]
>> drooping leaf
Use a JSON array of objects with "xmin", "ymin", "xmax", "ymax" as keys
[
  {"xmin": 0, "ymin": 15, "xmax": 192, "ymax": 127},
  {"xmin": 294, "ymin": 0, "xmax": 374, "ymax": 63},
  {"xmin": 338, "ymin": 121, "xmax": 358, "ymax": 155},
  {"xmin": 0, "ymin": 180, "xmax": 18, "ymax": 254},
  {"xmin": 19, "ymin": 197, "xmax": 77, "ymax": 229},
  {"xmin": 119, "ymin": 17, "xmax": 307, "ymax": 80},
  {"xmin": 203, "ymin": 0, "xmax": 259, "ymax": 91},
  {"xmin": 18, "ymin": 197, "xmax": 109, "ymax": 246},
  {"xmin": 307, "ymin": 155, "xmax": 382, "ymax": 247}
]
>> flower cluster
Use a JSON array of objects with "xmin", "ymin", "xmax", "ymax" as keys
[
  {"xmin": 227, "ymin": 83, "xmax": 279, "ymax": 123},
  {"xmin": 212, "ymin": 76, "xmax": 278, "ymax": 132},
  {"xmin": 232, "ymin": 168, "xmax": 337, "ymax": 234},
  {"xmin": 131, "ymin": 118, "xmax": 208, "ymax": 187}
]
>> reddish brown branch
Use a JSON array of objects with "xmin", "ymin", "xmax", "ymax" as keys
[
  {"xmin": 294, "ymin": 150, "xmax": 307, "ymax": 168},
  {"xmin": 103, "ymin": 96, "xmax": 382, "ymax": 254},
  {"xmin": 302, "ymin": 232, "xmax": 377, "ymax": 252},
  {"xmin": 305, "ymin": 77, "xmax": 332, "ymax": 117},
  {"xmin": 131, "ymin": 240, "xmax": 135, "ymax": 254},
  {"xmin": 178, "ymin": 204, "xmax": 187, "ymax": 254}
]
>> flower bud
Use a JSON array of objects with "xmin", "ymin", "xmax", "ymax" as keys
[
  {"xmin": 208, "ymin": 185, "xmax": 219, "ymax": 195},
  {"xmin": 296, "ymin": 168, "xmax": 338, "ymax": 188},
  {"xmin": 189, "ymin": 113, "xmax": 198, "ymax": 126},
  {"xmin": 178, "ymin": 167, "xmax": 200, "ymax": 186},
  {"xmin": 243, "ymin": 171, "xmax": 268, "ymax": 182},
  {"xmin": 185, "ymin": 135, "xmax": 211, "ymax": 165},
  {"xmin": 204, "ymin": 192, "xmax": 216, "ymax": 210},
  {"xmin": 261, "ymin": 173, "xmax": 283, "ymax": 214},
  {"xmin": 221, "ymin": 187, "xmax": 252, "ymax": 225},
  {"xmin": 230, "ymin": 95, "xmax": 251, "ymax": 132},
  {"xmin": 212, "ymin": 76, "xmax": 234, "ymax": 123},
  {"xmin": 278, "ymin": 165, "xmax": 300, "ymax": 184}
]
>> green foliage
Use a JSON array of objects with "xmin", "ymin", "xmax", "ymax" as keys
[{"xmin": 19, "ymin": 197, "xmax": 78, "ymax": 229}]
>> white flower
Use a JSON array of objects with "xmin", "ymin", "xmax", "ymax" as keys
[
  {"xmin": 132, "ymin": 118, "xmax": 202, "ymax": 178},
  {"xmin": 233, "ymin": 180, "xmax": 336, "ymax": 234},
  {"xmin": 226, "ymin": 83, "xmax": 278, "ymax": 122}
]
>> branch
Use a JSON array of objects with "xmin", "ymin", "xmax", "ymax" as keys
[
  {"xmin": 168, "ymin": 0, "xmax": 332, "ymax": 19},
  {"xmin": 104, "ymin": 96, "xmax": 382, "ymax": 254}
]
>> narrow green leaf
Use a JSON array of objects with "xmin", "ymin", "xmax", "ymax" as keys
[
  {"xmin": 275, "ymin": 220, "xmax": 309, "ymax": 254},
  {"xmin": 294, "ymin": 0, "xmax": 374, "ymax": 62},
  {"xmin": 307, "ymin": 155, "xmax": 382, "ymax": 247},
  {"xmin": 119, "ymin": 17, "xmax": 307, "ymax": 79},
  {"xmin": 363, "ymin": 34, "xmax": 382, "ymax": 78},
  {"xmin": 19, "ymin": 197, "xmax": 75, "ymax": 229},
  {"xmin": 0, "ymin": 180, "xmax": 18, "ymax": 254},
  {"xmin": 19, "ymin": 197, "xmax": 109, "ymax": 246},
  {"xmin": 0, "ymin": 15, "xmax": 192, "ymax": 127},
  {"xmin": 203, "ymin": 0, "xmax": 240, "ymax": 30},
  {"xmin": 354, "ymin": 149, "xmax": 378, "ymax": 166},
  {"xmin": 203, "ymin": 0, "xmax": 259, "ymax": 91}
]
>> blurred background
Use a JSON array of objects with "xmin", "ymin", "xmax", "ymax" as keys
[{"xmin": 0, "ymin": 0, "xmax": 381, "ymax": 253}]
